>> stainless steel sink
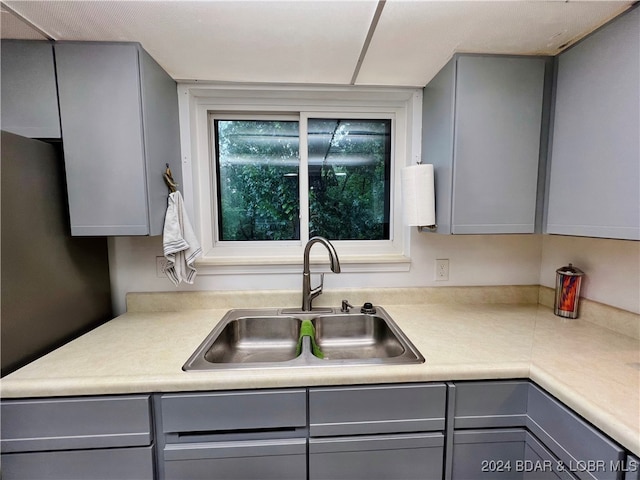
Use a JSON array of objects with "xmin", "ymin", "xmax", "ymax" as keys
[{"xmin": 183, "ymin": 307, "xmax": 424, "ymax": 370}]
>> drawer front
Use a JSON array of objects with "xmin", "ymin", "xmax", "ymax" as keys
[
  {"xmin": 1, "ymin": 446, "xmax": 154, "ymax": 480},
  {"xmin": 309, "ymin": 383, "xmax": 446, "ymax": 436},
  {"xmin": 1, "ymin": 395, "xmax": 151, "ymax": 452},
  {"xmin": 163, "ymin": 439, "xmax": 306, "ymax": 480},
  {"xmin": 309, "ymin": 433, "xmax": 444, "ymax": 480},
  {"xmin": 453, "ymin": 380, "xmax": 529, "ymax": 428},
  {"xmin": 527, "ymin": 385, "xmax": 625, "ymax": 480},
  {"xmin": 160, "ymin": 388, "xmax": 306, "ymax": 433}
]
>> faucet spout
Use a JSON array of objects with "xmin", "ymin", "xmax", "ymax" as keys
[{"xmin": 302, "ymin": 236, "xmax": 341, "ymax": 311}]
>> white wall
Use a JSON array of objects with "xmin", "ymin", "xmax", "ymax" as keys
[
  {"xmin": 108, "ymin": 232, "xmax": 543, "ymax": 315},
  {"xmin": 539, "ymin": 235, "xmax": 640, "ymax": 314},
  {"xmin": 108, "ymin": 232, "xmax": 640, "ymax": 315}
]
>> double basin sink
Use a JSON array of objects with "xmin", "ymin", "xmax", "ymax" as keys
[{"xmin": 183, "ymin": 306, "xmax": 424, "ymax": 370}]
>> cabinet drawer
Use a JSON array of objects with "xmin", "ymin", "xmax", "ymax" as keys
[
  {"xmin": 160, "ymin": 388, "xmax": 306, "ymax": 433},
  {"xmin": 0, "ymin": 395, "xmax": 151, "ymax": 452},
  {"xmin": 309, "ymin": 433, "xmax": 444, "ymax": 480},
  {"xmin": 527, "ymin": 385, "xmax": 624, "ymax": 480},
  {"xmin": 309, "ymin": 383, "xmax": 446, "ymax": 437},
  {"xmin": 163, "ymin": 439, "xmax": 306, "ymax": 480},
  {"xmin": 1, "ymin": 445, "xmax": 154, "ymax": 480},
  {"xmin": 453, "ymin": 380, "xmax": 529, "ymax": 428}
]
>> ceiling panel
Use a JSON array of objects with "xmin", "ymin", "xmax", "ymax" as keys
[
  {"xmin": 1, "ymin": 5, "xmax": 48, "ymax": 40},
  {"xmin": 1, "ymin": 0, "xmax": 634, "ymax": 87},
  {"xmin": 357, "ymin": 1, "xmax": 633, "ymax": 86},
  {"xmin": 2, "ymin": 0, "xmax": 378, "ymax": 84}
]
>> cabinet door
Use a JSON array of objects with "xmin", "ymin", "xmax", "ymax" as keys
[
  {"xmin": 527, "ymin": 385, "xmax": 625, "ymax": 480},
  {"xmin": 423, "ymin": 54, "xmax": 547, "ymax": 235},
  {"xmin": 0, "ymin": 41, "xmax": 60, "ymax": 139},
  {"xmin": 452, "ymin": 429, "xmax": 527, "ymax": 480},
  {"xmin": 524, "ymin": 433, "xmax": 578, "ymax": 480},
  {"xmin": 163, "ymin": 438, "xmax": 306, "ymax": 480},
  {"xmin": 546, "ymin": 8, "xmax": 639, "ymax": 240},
  {"xmin": 626, "ymin": 455, "xmax": 640, "ymax": 480},
  {"xmin": 452, "ymin": 55, "xmax": 546, "ymax": 234},
  {"xmin": 55, "ymin": 42, "xmax": 150, "ymax": 236},
  {"xmin": 309, "ymin": 433, "xmax": 444, "ymax": 480},
  {"xmin": 1, "ymin": 446, "xmax": 154, "ymax": 480}
]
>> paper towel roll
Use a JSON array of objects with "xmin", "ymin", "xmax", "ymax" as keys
[{"xmin": 401, "ymin": 164, "xmax": 436, "ymax": 226}]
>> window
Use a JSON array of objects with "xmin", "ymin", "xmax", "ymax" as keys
[
  {"xmin": 180, "ymin": 85, "xmax": 421, "ymax": 272},
  {"xmin": 215, "ymin": 119, "xmax": 301, "ymax": 241},
  {"xmin": 307, "ymin": 119, "xmax": 391, "ymax": 240},
  {"xmin": 213, "ymin": 117, "xmax": 391, "ymax": 243}
]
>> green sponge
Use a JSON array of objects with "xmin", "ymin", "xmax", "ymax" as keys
[{"xmin": 296, "ymin": 320, "xmax": 324, "ymax": 359}]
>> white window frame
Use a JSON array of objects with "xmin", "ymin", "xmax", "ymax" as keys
[{"xmin": 177, "ymin": 84, "xmax": 422, "ymax": 274}]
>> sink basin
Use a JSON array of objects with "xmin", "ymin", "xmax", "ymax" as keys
[
  {"xmin": 204, "ymin": 316, "xmax": 300, "ymax": 364},
  {"xmin": 183, "ymin": 307, "xmax": 424, "ymax": 370},
  {"xmin": 313, "ymin": 314, "xmax": 405, "ymax": 360}
]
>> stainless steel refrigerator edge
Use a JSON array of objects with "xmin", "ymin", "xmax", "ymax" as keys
[{"xmin": 1, "ymin": 131, "xmax": 112, "ymax": 376}]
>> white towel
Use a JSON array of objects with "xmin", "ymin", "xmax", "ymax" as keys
[{"xmin": 163, "ymin": 191, "xmax": 202, "ymax": 286}]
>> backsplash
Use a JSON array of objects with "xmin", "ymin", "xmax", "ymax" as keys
[
  {"xmin": 539, "ymin": 286, "xmax": 639, "ymax": 339},
  {"xmin": 126, "ymin": 285, "xmax": 540, "ymax": 313}
]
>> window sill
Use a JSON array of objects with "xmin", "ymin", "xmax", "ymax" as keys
[{"xmin": 195, "ymin": 254, "xmax": 411, "ymax": 275}]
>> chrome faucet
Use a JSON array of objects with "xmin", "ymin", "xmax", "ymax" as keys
[{"xmin": 302, "ymin": 236, "xmax": 341, "ymax": 311}]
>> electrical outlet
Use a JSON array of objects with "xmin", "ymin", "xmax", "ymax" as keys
[
  {"xmin": 156, "ymin": 256, "xmax": 169, "ymax": 277},
  {"xmin": 435, "ymin": 259, "xmax": 449, "ymax": 281}
]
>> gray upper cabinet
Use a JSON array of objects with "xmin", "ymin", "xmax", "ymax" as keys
[
  {"xmin": 1, "ymin": 41, "xmax": 61, "ymax": 139},
  {"xmin": 55, "ymin": 42, "xmax": 182, "ymax": 236},
  {"xmin": 423, "ymin": 54, "xmax": 548, "ymax": 234},
  {"xmin": 545, "ymin": 8, "xmax": 639, "ymax": 240}
]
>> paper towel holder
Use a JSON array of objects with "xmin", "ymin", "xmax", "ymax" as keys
[
  {"xmin": 404, "ymin": 160, "xmax": 437, "ymax": 233},
  {"xmin": 416, "ymin": 224, "xmax": 438, "ymax": 233}
]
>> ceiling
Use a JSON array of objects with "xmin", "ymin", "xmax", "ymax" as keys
[{"xmin": 1, "ymin": 0, "xmax": 634, "ymax": 87}]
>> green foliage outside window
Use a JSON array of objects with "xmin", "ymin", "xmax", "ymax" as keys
[
  {"xmin": 214, "ymin": 118, "xmax": 391, "ymax": 242},
  {"xmin": 215, "ymin": 120, "xmax": 300, "ymax": 241}
]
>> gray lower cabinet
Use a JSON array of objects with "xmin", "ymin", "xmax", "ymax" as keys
[
  {"xmin": 450, "ymin": 381, "xmax": 626, "ymax": 480},
  {"xmin": 163, "ymin": 438, "xmax": 306, "ymax": 480},
  {"xmin": 309, "ymin": 433, "xmax": 444, "ymax": 480},
  {"xmin": 422, "ymin": 54, "xmax": 549, "ymax": 234},
  {"xmin": 0, "ymin": 394, "xmax": 154, "ymax": 480},
  {"xmin": 1, "ymin": 447, "xmax": 154, "ymax": 480},
  {"xmin": 626, "ymin": 456, "xmax": 640, "ymax": 480},
  {"xmin": 309, "ymin": 383, "xmax": 447, "ymax": 480},
  {"xmin": 54, "ymin": 41, "xmax": 182, "ymax": 236},
  {"xmin": 452, "ymin": 428, "xmax": 577, "ymax": 480},
  {"xmin": 155, "ymin": 388, "xmax": 308, "ymax": 480},
  {"xmin": 0, "ymin": 40, "xmax": 61, "ymax": 139},
  {"xmin": 545, "ymin": 7, "xmax": 639, "ymax": 240}
]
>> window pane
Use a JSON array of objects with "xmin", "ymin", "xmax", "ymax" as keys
[
  {"xmin": 215, "ymin": 120, "xmax": 300, "ymax": 241},
  {"xmin": 308, "ymin": 119, "xmax": 391, "ymax": 240}
]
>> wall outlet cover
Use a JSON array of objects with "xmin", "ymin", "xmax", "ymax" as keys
[{"xmin": 436, "ymin": 258, "xmax": 449, "ymax": 281}]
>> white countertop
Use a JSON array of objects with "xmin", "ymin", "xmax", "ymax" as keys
[{"xmin": 1, "ymin": 296, "xmax": 639, "ymax": 455}]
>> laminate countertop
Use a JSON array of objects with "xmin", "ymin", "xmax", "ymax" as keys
[{"xmin": 1, "ymin": 294, "xmax": 639, "ymax": 455}]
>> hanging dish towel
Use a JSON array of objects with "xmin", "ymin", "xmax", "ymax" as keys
[{"xmin": 163, "ymin": 191, "xmax": 202, "ymax": 286}]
